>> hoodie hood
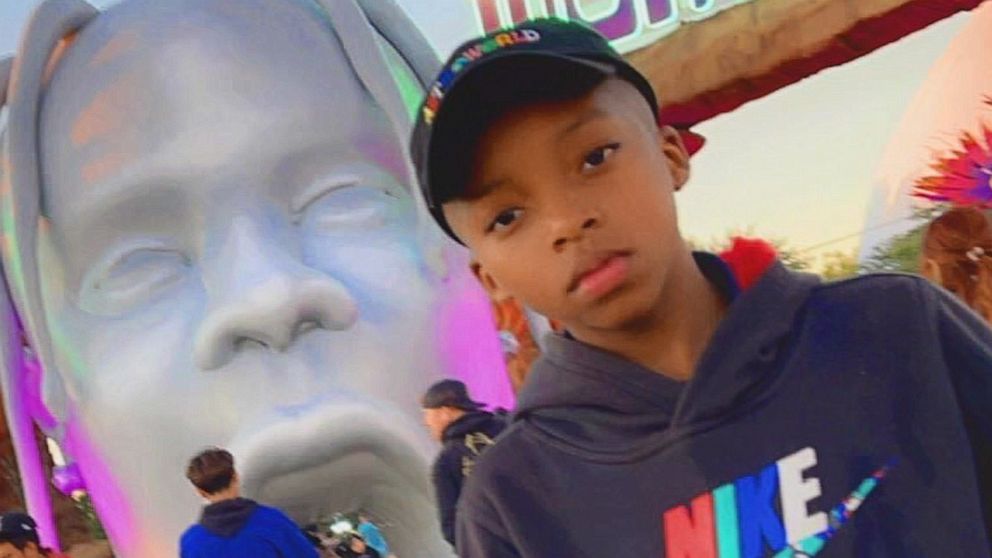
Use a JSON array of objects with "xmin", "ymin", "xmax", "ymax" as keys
[
  {"xmin": 199, "ymin": 497, "xmax": 259, "ymax": 537},
  {"xmin": 515, "ymin": 256, "xmax": 820, "ymax": 460}
]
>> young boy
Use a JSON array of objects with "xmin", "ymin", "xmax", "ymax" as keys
[
  {"xmin": 179, "ymin": 448, "xmax": 318, "ymax": 558},
  {"xmin": 410, "ymin": 18, "xmax": 992, "ymax": 557}
]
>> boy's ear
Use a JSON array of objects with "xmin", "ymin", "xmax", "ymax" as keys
[
  {"xmin": 658, "ymin": 125, "xmax": 691, "ymax": 191},
  {"xmin": 470, "ymin": 260, "xmax": 512, "ymax": 303}
]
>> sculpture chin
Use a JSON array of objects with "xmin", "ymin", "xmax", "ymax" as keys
[{"xmin": 232, "ymin": 399, "xmax": 452, "ymax": 557}]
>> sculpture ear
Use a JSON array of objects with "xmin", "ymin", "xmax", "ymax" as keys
[
  {"xmin": 352, "ymin": 0, "xmax": 440, "ymax": 90},
  {"xmin": 1, "ymin": 0, "xmax": 98, "ymax": 422},
  {"xmin": 0, "ymin": 1, "xmax": 99, "ymax": 548},
  {"xmin": 0, "ymin": 259, "xmax": 62, "ymax": 550},
  {"xmin": 317, "ymin": 0, "xmax": 453, "ymax": 270}
]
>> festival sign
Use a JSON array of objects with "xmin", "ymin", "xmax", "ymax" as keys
[{"xmin": 470, "ymin": 0, "xmax": 755, "ymax": 53}]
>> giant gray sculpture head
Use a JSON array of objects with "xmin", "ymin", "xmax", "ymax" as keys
[{"xmin": 0, "ymin": 0, "xmax": 501, "ymax": 556}]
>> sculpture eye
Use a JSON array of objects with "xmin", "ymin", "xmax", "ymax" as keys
[
  {"xmin": 296, "ymin": 184, "xmax": 397, "ymax": 230},
  {"xmin": 79, "ymin": 247, "xmax": 190, "ymax": 315}
]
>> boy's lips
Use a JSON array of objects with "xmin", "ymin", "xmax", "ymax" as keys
[{"xmin": 568, "ymin": 251, "xmax": 632, "ymax": 297}]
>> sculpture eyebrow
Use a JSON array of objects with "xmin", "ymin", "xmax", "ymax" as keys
[
  {"xmin": 60, "ymin": 176, "xmax": 188, "ymax": 259},
  {"xmin": 290, "ymin": 173, "xmax": 361, "ymax": 214}
]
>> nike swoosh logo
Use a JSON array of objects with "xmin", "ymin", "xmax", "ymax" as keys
[{"xmin": 772, "ymin": 462, "xmax": 893, "ymax": 557}]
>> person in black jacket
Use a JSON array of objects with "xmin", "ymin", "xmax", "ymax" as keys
[{"xmin": 421, "ymin": 379, "xmax": 506, "ymax": 546}]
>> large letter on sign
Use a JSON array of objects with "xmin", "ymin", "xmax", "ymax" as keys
[
  {"xmin": 683, "ymin": 0, "xmax": 717, "ymax": 15},
  {"xmin": 645, "ymin": 0, "xmax": 678, "ymax": 27},
  {"xmin": 567, "ymin": 0, "xmax": 638, "ymax": 42},
  {"xmin": 663, "ymin": 492, "xmax": 717, "ymax": 558},
  {"xmin": 474, "ymin": 0, "xmax": 557, "ymax": 33}
]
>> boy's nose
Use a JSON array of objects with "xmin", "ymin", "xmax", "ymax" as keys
[{"xmin": 551, "ymin": 213, "xmax": 601, "ymax": 253}]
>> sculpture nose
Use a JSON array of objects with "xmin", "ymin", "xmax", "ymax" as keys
[{"xmin": 194, "ymin": 216, "xmax": 358, "ymax": 371}]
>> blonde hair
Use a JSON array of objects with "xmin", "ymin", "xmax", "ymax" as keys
[{"xmin": 921, "ymin": 207, "xmax": 992, "ymax": 324}]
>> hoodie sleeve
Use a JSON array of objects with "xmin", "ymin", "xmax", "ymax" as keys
[
  {"xmin": 271, "ymin": 509, "xmax": 319, "ymax": 558},
  {"xmin": 433, "ymin": 451, "xmax": 462, "ymax": 546},
  {"xmin": 179, "ymin": 529, "xmax": 198, "ymax": 558},
  {"xmin": 931, "ymin": 283, "xmax": 992, "ymax": 532}
]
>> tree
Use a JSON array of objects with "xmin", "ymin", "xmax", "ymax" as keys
[
  {"xmin": 770, "ymin": 238, "xmax": 813, "ymax": 272},
  {"xmin": 819, "ymin": 250, "xmax": 860, "ymax": 280},
  {"xmin": 860, "ymin": 206, "xmax": 944, "ymax": 274}
]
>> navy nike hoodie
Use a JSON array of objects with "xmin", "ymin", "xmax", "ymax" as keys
[{"xmin": 455, "ymin": 255, "xmax": 992, "ymax": 557}]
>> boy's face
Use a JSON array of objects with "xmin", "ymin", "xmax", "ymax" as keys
[{"xmin": 444, "ymin": 79, "xmax": 690, "ymax": 333}]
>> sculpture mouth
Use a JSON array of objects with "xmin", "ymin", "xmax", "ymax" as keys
[{"xmin": 231, "ymin": 399, "xmax": 448, "ymax": 556}]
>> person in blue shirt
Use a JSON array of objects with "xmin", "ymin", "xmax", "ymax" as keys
[
  {"xmin": 355, "ymin": 512, "xmax": 390, "ymax": 557},
  {"xmin": 179, "ymin": 448, "xmax": 318, "ymax": 558}
]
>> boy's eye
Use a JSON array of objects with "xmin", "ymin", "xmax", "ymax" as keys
[
  {"xmin": 581, "ymin": 143, "xmax": 621, "ymax": 172},
  {"xmin": 487, "ymin": 208, "xmax": 523, "ymax": 233}
]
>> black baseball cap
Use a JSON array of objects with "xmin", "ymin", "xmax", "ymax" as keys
[
  {"xmin": 410, "ymin": 18, "xmax": 660, "ymax": 243},
  {"xmin": 0, "ymin": 512, "xmax": 39, "ymax": 543},
  {"xmin": 421, "ymin": 379, "xmax": 484, "ymax": 411}
]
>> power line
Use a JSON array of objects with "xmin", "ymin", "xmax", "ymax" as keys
[{"xmin": 796, "ymin": 214, "xmax": 919, "ymax": 254}]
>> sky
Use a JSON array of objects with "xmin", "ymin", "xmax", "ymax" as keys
[
  {"xmin": 680, "ymin": 13, "xmax": 967, "ymax": 264},
  {"xmin": 0, "ymin": 0, "xmax": 972, "ymax": 268}
]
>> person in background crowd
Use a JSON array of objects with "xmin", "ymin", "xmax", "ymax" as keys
[
  {"xmin": 0, "ymin": 512, "xmax": 68, "ymax": 558},
  {"xmin": 179, "ymin": 448, "xmax": 318, "ymax": 558},
  {"xmin": 335, "ymin": 533, "xmax": 381, "ymax": 558},
  {"xmin": 302, "ymin": 524, "xmax": 326, "ymax": 551},
  {"xmin": 355, "ymin": 513, "xmax": 390, "ymax": 557},
  {"xmin": 921, "ymin": 206, "xmax": 992, "ymax": 324},
  {"xmin": 420, "ymin": 379, "xmax": 507, "ymax": 546}
]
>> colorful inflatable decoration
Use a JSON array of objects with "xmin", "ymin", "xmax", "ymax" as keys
[
  {"xmin": 913, "ymin": 97, "xmax": 992, "ymax": 206},
  {"xmin": 491, "ymin": 299, "xmax": 544, "ymax": 394},
  {"xmin": 865, "ymin": 0, "xmax": 992, "ymax": 255}
]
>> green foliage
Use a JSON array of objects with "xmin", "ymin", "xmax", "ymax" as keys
[
  {"xmin": 859, "ymin": 206, "xmax": 944, "ymax": 274},
  {"xmin": 75, "ymin": 493, "xmax": 108, "ymax": 540},
  {"xmin": 770, "ymin": 238, "xmax": 812, "ymax": 272},
  {"xmin": 819, "ymin": 250, "xmax": 860, "ymax": 281}
]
